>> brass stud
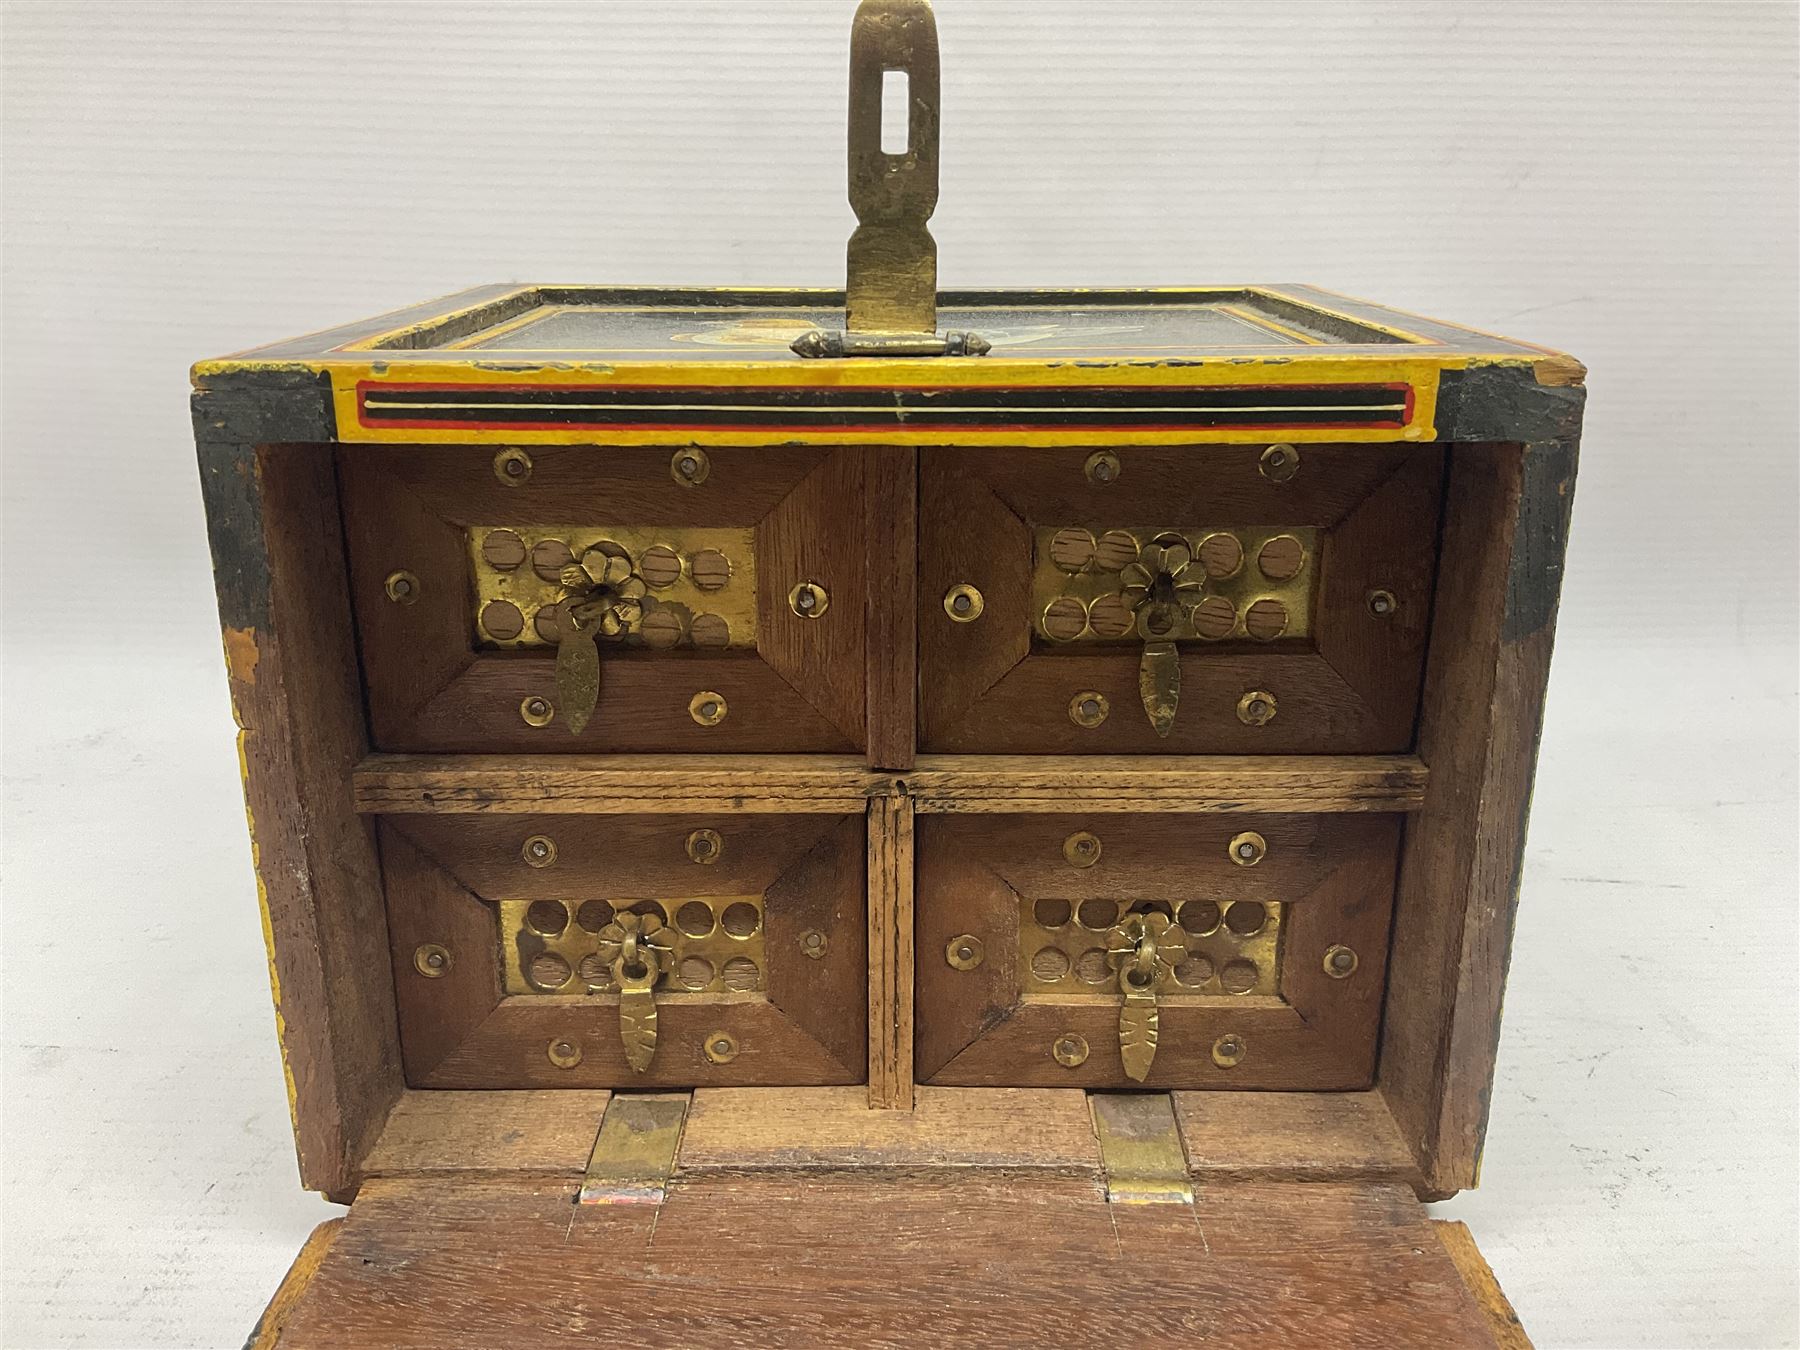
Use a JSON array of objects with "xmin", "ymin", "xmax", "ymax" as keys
[
  {"xmin": 688, "ymin": 691, "xmax": 727, "ymax": 727},
  {"xmin": 518, "ymin": 835, "xmax": 555, "ymax": 869},
  {"xmin": 1212, "ymin": 1033, "xmax": 1247, "ymax": 1068},
  {"xmin": 546, "ymin": 1038, "xmax": 583, "ymax": 1069},
  {"xmin": 1367, "ymin": 588, "xmax": 1398, "ymax": 618},
  {"xmin": 383, "ymin": 570, "xmax": 420, "ymax": 605},
  {"xmin": 943, "ymin": 583, "xmax": 984, "ymax": 623},
  {"xmin": 788, "ymin": 581, "xmax": 830, "ymax": 619},
  {"xmin": 1236, "ymin": 690, "xmax": 1277, "ymax": 727},
  {"xmin": 799, "ymin": 929, "xmax": 828, "ymax": 960},
  {"xmin": 1052, "ymin": 1033, "xmax": 1090, "ymax": 1068},
  {"xmin": 1258, "ymin": 444, "xmax": 1300, "ymax": 483},
  {"xmin": 493, "ymin": 448, "xmax": 533, "ymax": 485},
  {"xmin": 1228, "ymin": 831, "xmax": 1267, "ymax": 866},
  {"xmin": 945, "ymin": 934, "xmax": 986, "ymax": 970},
  {"xmin": 520, "ymin": 695, "xmax": 555, "ymax": 727},
  {"xmin": 704, "ymin": 1031, "xmax": 740, "ymax": 1064},
  {"xmin": 686, "ymin": 828, "xmax": 724, "ymax": 865},
  {"xmin": 1084, "ymin": 450, "xmax": 1121, "ymax": 485},
  {"xmin": 1068, "ymin": 691, "xmax": 1110, "ymax": 729},
  {"xmin": 1324, "ymin": 944, "xmax": 1360, "ymax": 979},
  {"xmin": 671, "ymin": 447, "xmax": 711, "ymax": 486},
  {"xmin": 1063, "ymin": 831, "xmax": 1102, "ymax": 868},
  {"xmin": 413, "ymin": 943, "xmax": 451, "ymax": 978}
]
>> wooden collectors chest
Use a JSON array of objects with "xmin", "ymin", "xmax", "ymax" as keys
[{"xmin": 195, "ymin": 4, "xmax": 1582, "ymax": 1345}]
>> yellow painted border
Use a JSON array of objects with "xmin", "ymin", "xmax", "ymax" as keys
[{"xmin": 325, "ymin": 355, "xmax": 1442, "ymax": 446}]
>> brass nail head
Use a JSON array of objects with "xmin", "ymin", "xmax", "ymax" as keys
[
  {"xmin": 520, "ymin": 695, "xmax": 555, "ymax": 727},
  {"xmin": 943, "ymin": 583, "xmax": 984, "ymax": 623},
  {"xmin": 1052, "ymin": 1033, "xmax": 1090, "ymax": 1068},
  {"xmin": 413, "ymin": 943, "xmax": 451, "ymax": 978},
  {"xmin": 547, "ymin": 1038, "xmax": 583, "ymax": 1069},
  {"xmin": 945, "ymin": 934, "xmax": 986, "ymax": 970},
  {"xmin": 1258, "ymin": 444, "xmax": 1300, "ymax": 483},
  {"xmin": 685, "ymin": 828, "xmax": 724, "ymax": 864},
  {"xmin": 493, "ymin": 448, "xmax": 533, "ymax": 485},
  {"xmin": 1212, "ymin": 1034, "xmax": 1246, "ymax": 1068},
  {"xmin": 1236, "ymin": 689, "xmax": 1277, "ymax": 727},
  {"xmin": 788, "ymin": 581, "xmax": 831, "ymax": 619},
  {"xmin": 384, "ymin": 570, "xmax": 420, "ymax": 604},
  {"xmin": 1062, "ymin": 831, "xmax": 1102, "ymax": 868},
  {"xmin": 1367, "ymin": 588, "xmax": 1398, "ymax": 617},
  {"xmin": 704, "ymin": 1031, "xmax": 740, "ymax": 1064},
  {"xmin": 1324, "ymin": 944, "xmax": 1360, "ymax": 979},
  {"xmin": 1084, "ymin": 450, "xmax": 1121, "ymax": 485},
  {"xmin": 672, "ymin": 447, "xmax": 711, "ymax": 486},
  {"xmin": 521, "ymin": 834, "xmax": 557, "ymax": 868},
  {"xmin": 1228, "ymin": 831, "xmax": 1267, "ymax": 867},
  {"xmin": 800, "ymin": 929, "xmax": 828, "ymax": 960},
  {"xmin": 1068, "ymin": 690, "xmax": 1110, "ymax": 728},
  {"xmin": 688, "ymin": 691, "xmax": 727, "ymax": 726}
]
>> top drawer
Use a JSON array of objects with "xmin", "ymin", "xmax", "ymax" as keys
[
  {"xmin": 918, "ymin": 443, "xmax": 1443, "ymax": 753},
  {"xmin": 341, "ymin": 445, "xmax": 866, "ymax": 753}
]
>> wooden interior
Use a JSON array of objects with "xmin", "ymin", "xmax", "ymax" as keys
[{"xmin": 202, "ymin": 434, "xmax": 1567, "ymax": 1203}]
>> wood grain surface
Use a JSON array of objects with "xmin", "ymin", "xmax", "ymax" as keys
[
  {"xmin": 271, "ymin": 1175, "xmax": 1502, "ymax": 1349},
  {"xmin": 678, "ymin": 1086, "xmax": 1096, "ymax": 1172},
  {"xmin": 866, "ymin": 797, "xmax": 916, "ymax": 1108},
  {"xmin": 863, "ymin": 443, "xmax": 918, "ymax": 769},
  {"xmin": 1173, "ymin": 1090, "xmax": 1419, "ymax": 1184},
  {"xmin": 362, "ymin": 1091, "xmax": 612, "ymax": 1177},
  {"xmin": 353, "ymin": 753, "xmax": 882, "ymax": 813}
]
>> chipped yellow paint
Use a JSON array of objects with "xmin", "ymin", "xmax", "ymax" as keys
[{"xmin": 223, "ymin": 625, "xmax": 260, "ymax": 686}]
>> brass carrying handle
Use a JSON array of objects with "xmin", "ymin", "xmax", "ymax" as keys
[{"xmin": 794, "ymin": 0, "xmax": 987, "ymax": 357}]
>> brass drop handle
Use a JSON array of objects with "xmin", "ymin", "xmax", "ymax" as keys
[
  {"xmin": 1120, "ymin": 533, "xmax": 1206, "ymax": 738},
  {"xmin": 552, "ymin": 542, "xmax": 648, "ymax": 735},
  {"xmin": 591, "ymin": 911, "xmax": 675, "ymax": 1073},
  {"xmin": 1105, "ymin": 912, "xmax": 1187, "ymax": 1082}
]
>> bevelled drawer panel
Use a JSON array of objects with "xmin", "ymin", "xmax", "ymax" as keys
[
  {"xmin": 381, "ymin": 810, "xmax": 867, "ymax": 1089},
  {"xmin": 918, "ymin": 443, "xmax": 1443, "ymax": 753},
  {"xmin": 340, "ymin": 444, "xmax": 865, "ymax": 753},
  {"xmin": 915, "ymin": 812, "xmax": 1399, "ymax": 1090}
]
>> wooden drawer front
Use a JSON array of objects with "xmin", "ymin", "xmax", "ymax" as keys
[
  {"xmin": 918, "ymin": 444, "xmax": 1443, "ymax": 752},
  {"xmin": 915, "ymin": 812, "xmax": 1398, "ymax": 1089},
  {"xmin": 381, "ymin": 811, "xmax": 866, "ymax": 1088},
  {"xmin": 341, "ymin": 445, "xmax": 866, "ymax": 753}
]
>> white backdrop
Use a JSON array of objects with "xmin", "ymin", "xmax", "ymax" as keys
[{"xmin": 3, "ymin": 2, "xmax": 1796, "ymax": 1346}]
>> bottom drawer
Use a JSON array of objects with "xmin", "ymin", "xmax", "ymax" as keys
[
  {"xmin": 380, "ymin": 811, "xmax": 867, "ymax": 1087},
  {"xmin": 915, "ymin": 812, "xmax": 1398, "ymax": 1089}
]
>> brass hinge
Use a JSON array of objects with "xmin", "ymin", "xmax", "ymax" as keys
[
  {"xmin": 578, "ymin": 1092, "xmax": 690, "ymax": 1206},
  {"xmin": 1090, "ymin": 1093, "xmax": 1195, "ymax": 1205}
]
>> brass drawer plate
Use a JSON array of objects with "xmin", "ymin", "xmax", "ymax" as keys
[
  {"xmin": 499, "ymin": 896, "xmax": 767, "ymax": 997},
  {"xmin": 1031, "ymin": 525, "xmax": 1318, "ymax": 645},
  {"xmin": 468, "ymin": 524, "xmax": 757, "ymax": 650},
  {"xmin": 1017, "ymin": 897, "xmax": 1282, "ymax": 1001}
]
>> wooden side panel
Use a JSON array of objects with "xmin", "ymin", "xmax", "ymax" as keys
[
  {"xmin": 272, "ymin": 1176, "xmax": 1503, "ymax": 1349},
  {"xmin": 1381, "ymin": 439, "xmax": 1578, "ymax": 1194},
  {"xmin": 867, "ymin": 797, "xmax": 916, "ymax": 1107},
  {"xmin": 195, "ymin": 435, "xmax": 401, "ymax": 1200},
  {"xmin": 1173, "ymin": 1090, "xmax": 1420, "ymax": 1184}
]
